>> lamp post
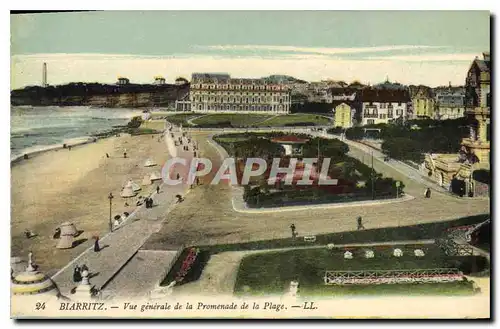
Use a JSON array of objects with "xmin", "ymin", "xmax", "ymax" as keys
[
  {"xmin": 371, "ymin": 150, "xmax": 375, "ymax": 200},
  {"xmin": 108, "ymin": 192, "xmax": 114, "ymax": 232}
]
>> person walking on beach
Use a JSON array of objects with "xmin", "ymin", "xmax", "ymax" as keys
[
  {"xmin": 73, "ymin": 266, "xmax": 82, "ymax": 283},
  {"xmin": 106, "ymin": 153, "xmax": 110, "ymax": 158},
  {"xmin": 290, "ymin": 224, "xmax": 297, "ymax": 238},
  {"xmin": 357, "ymin": 216, "xmax": 365, "ymax": 230},
  {"xmin": 123, "ymin": 149, "xmax": 127, "ymax": 158},
  {"xmin": 93, "ymin": 236, "xmax": 100, "ymax": 252},
  {"xmin": 425, "ymin": 187, "xmax": 431, "ymax": 199},
  {"xmin": 156, "ymin": 186, "xmax": 160, "ymax": 194}
]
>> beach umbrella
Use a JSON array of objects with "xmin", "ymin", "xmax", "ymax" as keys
[
  {"xmin": 124, "ymin": 179, "xmax": 141, "ymax": 192},
  {"xmin": 150, "ymin": 171, "xmax": 162, "ymax": 181},
  {"xmin": 56, "ymin": 234, "xmax": 74, "ymax": 249},
  {"xmin": 120, "ymin": 182, "xmax": 137, "ymax": 198},
  {"xmin": 59, "ymin": 222, "xmax": 78, "ymax": 237}
]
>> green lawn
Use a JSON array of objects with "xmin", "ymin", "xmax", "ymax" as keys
[
  {"xmin": 159, "ymin": 214, "xmax": 489, "ymax": 292},
  {"xmin": 191, "ymin": 113, "xmax": 272, "ymax": 127},
  {"xmin": 186, "ymin": 113, "xmax": 332, "ymax": 127},
  {"xmin": 255, "ymin": 114, "xmax": 332, "ymax": 127},
  {"xmin": 163, "ymin": 112, "xmax": 200, "ymax": 126},
  {"xmin": 197, "ymin": 214, "xmax": 490, "ymax": 254},
  {"xmin": 279, "ymin": 282, "xmax": 475, "ymax": 297},
  {"xmin": 234, "ymin": 247, "xmax": 477, "ymax": 296}
]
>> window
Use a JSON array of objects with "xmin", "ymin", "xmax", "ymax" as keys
[{"xmin": 367, "ymin": 119, "xmax": 375, "ymax": 125}]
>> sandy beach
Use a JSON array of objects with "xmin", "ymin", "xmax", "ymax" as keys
[{"xmin": 11, "ymin": 131, "xmax": 169, "ymax": 275}]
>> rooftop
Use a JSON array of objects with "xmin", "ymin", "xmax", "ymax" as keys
[{"xmin": 360, "ymin": 88, "xmax": 411, "ymax": 102}]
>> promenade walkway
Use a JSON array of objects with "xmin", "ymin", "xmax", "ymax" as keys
[{"xmin": 52, "ymin": 123, "xmax": 194, "ymax": 296}]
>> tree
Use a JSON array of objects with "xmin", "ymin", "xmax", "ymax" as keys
[
  {"xmin": 345, "ymin": 127, "xmax": 365, "ymax": 140},
  {"xmin": 381, "ymin": 137, "xmax": 423, "ymax": 162},
  {"xmin": 302, "ymin": 138, "xmax": 349, "ymax": 159}
]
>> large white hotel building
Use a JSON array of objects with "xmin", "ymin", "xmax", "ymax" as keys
[{"xmin": 187, "ymin": 73, "xmax": 291, "ymax": 114}]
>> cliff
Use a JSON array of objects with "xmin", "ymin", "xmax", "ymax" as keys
[{"xmin": 10, "ymin": 82, "xmax": 190, "ymax": 108}]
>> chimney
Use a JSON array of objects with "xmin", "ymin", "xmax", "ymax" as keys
[{"xmin": 483, "ymin": 52, "xmax": 490, "ymax": 61}]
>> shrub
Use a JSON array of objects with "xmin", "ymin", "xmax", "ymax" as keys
[
  {"xmin": 127, "ymin": 116, "xmax": 143, "ymax": 129},
  {"xmin": 345, "ymin": 127, "xmax": 365, "ymax": 140}
]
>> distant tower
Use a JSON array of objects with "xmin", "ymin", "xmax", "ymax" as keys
[{"xmin": 42, "ymin": 62, "xmax": 48, "ymax": 87}]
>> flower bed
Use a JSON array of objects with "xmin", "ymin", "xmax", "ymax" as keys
[{"xmin": 174, "ymin": 247, "xmax": 200, "ymax": 283}]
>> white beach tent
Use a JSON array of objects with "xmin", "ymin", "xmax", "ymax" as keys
[
  {"xmin": 56, "ymin": 234, "xmax": 74, "ymax": 249},
  {"xmin": 142, "ymin": 174, "xmax": 152, "ymax": 186},
  {"xmin": 121, "ymin": 181, "xmax": 138, "ymax": 198},
  {"xmin": 59, "ymin": 222, "xmax": 78, "ymax": 237},
  {"xmin": 124, "ymin": 179, "xmax": 142, "ymax": 192},
  {"xmin": 144, "ymin": 158, "xmax": 157, "ymax": 167},
  {"xmin": 150, "ymin": 171, "xmax": 162, "ymax": 181}
]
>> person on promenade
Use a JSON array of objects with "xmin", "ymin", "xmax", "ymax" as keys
[
  {"xmin": 123, "ymin": 149, "xmax": 127, "ymax": 158},
  {"xmin": 73, "ymin": 266, "xmax": 82, "ymax": 283},
  {"xmin": 425, "ymin": 187, "xmax": 431, "ymax": 198},
  {"xmin": 106, "ymin": 153, "xmax": 110, "ymax": 158},
  {"xmin": 357, "ymin": 216, "xmax": 365, "ymax": 230},
  {"xmin": 93, "ymin": 236, "xmax": 100, "ymax": 252},
  {"xmin": 290, "ymin": 224, "xmax": 296, "ymax": 238},
  {"xmin": 156, "ymin": 186, "xmax": 160, "ymax": 194}
]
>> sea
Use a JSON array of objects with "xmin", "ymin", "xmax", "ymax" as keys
[{"xmin": 10, "ymin": 106, "xmax": 143, "ymax": 161}]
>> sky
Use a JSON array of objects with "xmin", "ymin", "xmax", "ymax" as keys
[{"xmin": 10, "ymin": 11, "xmax": 490, "ymax": 89}]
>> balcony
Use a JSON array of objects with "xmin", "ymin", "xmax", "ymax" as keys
[
  {"xmin": 466, "ymin": 107, "xmax": 490, "ymax": 116},
  {"xmin": 434, "ymin": 155, "xmax": 461, "ymax": 173}
]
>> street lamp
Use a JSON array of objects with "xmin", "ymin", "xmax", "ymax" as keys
[
  {"xmin": 371, "ymin": 150, "xmax": 375, "ymax": 200},
  {"xmin": 108, "ymin": 192, "xmax": 114, "ymax": 232}
]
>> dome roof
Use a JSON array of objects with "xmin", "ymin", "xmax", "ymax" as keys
[{"xmin": 11, "ymin": 253, "xmax": 59, "ymax": 297}]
